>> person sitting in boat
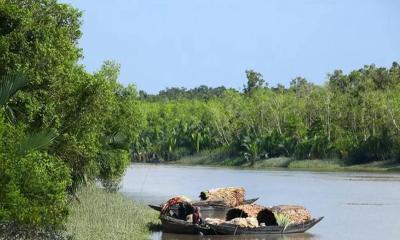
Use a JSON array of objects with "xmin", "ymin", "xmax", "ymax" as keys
[
  {"xmin": 199, "ymin": 191, "xmax": 209, "ymax": 201},
  {"xmin": 186, "ymin": 206, "xmax": 202, "ymax": 224},
  {"xmin": 192, "ymin": 206, "xmax": 202, "ymax": 224},
  {"xmin": 177, "ymin": 202, "xmax": 194, "ymax": 220},
  {"xmin": 177, "ymin": 202, "xmax": 186, "ymax": 220}
]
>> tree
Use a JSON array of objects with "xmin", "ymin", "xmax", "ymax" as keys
[{"xmin": 244, "ymin": 70, "xmax": 266, "ymax": 95}]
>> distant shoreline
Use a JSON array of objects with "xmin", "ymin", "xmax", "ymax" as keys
[{"xmin": 138, "ymin": 155, "xmax": 400, "ymax": 173}]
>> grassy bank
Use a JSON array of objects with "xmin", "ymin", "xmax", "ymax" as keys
[
  {"xmin": 173, "ymin": 150, "xmax": 400, "ymax": 172},
  {"xmin": 0, "ymin": 185, "xmax": 159, "ymax": 240},
  {"xmin": 66, "ymin": 185, "xmax": 159, "ymax": 240}
]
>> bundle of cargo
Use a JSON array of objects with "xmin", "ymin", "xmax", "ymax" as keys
[
  {"xmin": 226, "ymin": 204, "xmax": 277, "ymax": 226},
  {"xmin": 228, "ymin": 217, "xmax": 259, "ymax": 228},
  {"xmin": 225, "ymin": 203, "xmax": 265, "ymax": 220},
  {"xmin": 225, "ymin": 204, "xmax": 312, "ymax": 226},
  {"xmin": 206, "ymin": 203, "xmax": 262, "ymax": 228},
  {"xmin": 205, "ymin": 203, "xmax": 323, "ymax": 234},
  {"xmin": 199, "ymin": 187, "xmax": 245, "ymax": 207},
  {"xmin": 149, "ymin": 187, "xmax": 258, "ymax": 212},
  {"xmin": 224, "ymin": 204, "xmax": 264, "ymax": 228},
  {"xmin": 271, "ymin": 205, "xmax": 312, "ymax": 224}
]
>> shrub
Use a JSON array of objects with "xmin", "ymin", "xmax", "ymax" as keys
[
  {"xmin": 0, "ymin": 151, "xmax": 71, "ymax": 227},
  {"xmin": 97, "ymin": 149, "xmax": 130, "ymax": 191}
]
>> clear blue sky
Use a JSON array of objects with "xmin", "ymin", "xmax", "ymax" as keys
[{"xmin": 60, "ymin": 0, "xmax": 400, "ymax": 93}]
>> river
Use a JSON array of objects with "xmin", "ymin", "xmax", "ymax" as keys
[{"xmin": 120, "ymin": 164, "xmax": 400, "ymax": 240}]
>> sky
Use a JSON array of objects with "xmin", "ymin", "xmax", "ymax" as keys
[{"xmin": 60, "ymin": 0, "xmax": 400, "ymax": 93}]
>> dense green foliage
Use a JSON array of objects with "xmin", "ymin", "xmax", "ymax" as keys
[
  {"xmin": 136, "ymin": 64, "xmax": 400, "ymax": 165},
  {"xmin": 0, "ymin": 0, "xmax": 140, "ymax": 227},
  {"xmin": 0, "ymin": 151, "xmax": 70, "ymax": 226}
]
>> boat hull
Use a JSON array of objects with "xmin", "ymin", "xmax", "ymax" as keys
[
  {"xmin": 207, "ymin": 217, "xmax": 324, "ymax": 235},
  {"xmin": 160, "ymin": 215, "xmax": 211, "ymax": 235},
  {"xmin": 160, "ymin": 215, "xmax": 323, "ymax": 235}
]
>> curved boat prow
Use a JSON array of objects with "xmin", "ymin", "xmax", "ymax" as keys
[
  {"xmin": 148, "ymin": 204, "xmax": 162, "ymax": 212},
  {"xmin": 302, "ymin": 216, "xmax": 324, "ymax": 232},
  {"xmin": 243, "ymin": 197, "xmax": 259, "ymax": 204}
]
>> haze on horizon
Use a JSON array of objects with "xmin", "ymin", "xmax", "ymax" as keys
[{"xmin": 61, "ymin": 0, "xmax": 400, "ymax": 94}]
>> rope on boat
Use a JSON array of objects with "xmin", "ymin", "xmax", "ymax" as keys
[{"xmin": 233, "ymin": 207, "xmax": 245, "ymax": 236}]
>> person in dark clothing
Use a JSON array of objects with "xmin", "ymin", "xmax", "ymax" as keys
[
  {"xmin": 177, "ymin": 202, "xmax": 194, "ymax": 220},
  {"xmin": 177, "ymin": 203, "xmax": 186, "ymax": 220}
]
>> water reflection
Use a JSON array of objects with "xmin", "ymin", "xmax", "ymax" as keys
[{"xmin": 155, "ymin": 232, "xmax": 319, "ymax": 240}]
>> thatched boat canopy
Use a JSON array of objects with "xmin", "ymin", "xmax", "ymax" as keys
[
  {"xmin": 271, "ymin": 205, "xmax": 311, "ymax": 224},
  {"xmin": 199, "ymin": 187, "xmax": 245, "ymax": 207},
  {"xmin": 226, "ymin": 204, "xmax": 265, "ymax": 220},
  {"xmin": 225, "ymin": 204, "xmax": 312, "ymax": 226}
]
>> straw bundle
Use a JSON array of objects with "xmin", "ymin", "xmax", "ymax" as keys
[
  {"xmin": 204, "ymin": 218, "xmax": 225, "ymax": 225},
  {"xmin": 271, "ymin": 205, "xmax": 311, "ymax": 224},
  {"xmin": 226, "ymin": 203, "xmax": 265, "ymax": 221},
  {"xmin": 200, "ymin": 187, "xmax": 245, "ymax": 207},
  {"xmin": 228, "ymin": 217, "xmax": 259, "ymax": 228}
]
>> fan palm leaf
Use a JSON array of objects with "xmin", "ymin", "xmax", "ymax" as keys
[
  {"xmin": 0, "ymin": 73, "xmax": 28, "ymax": 106},
  {"xmin": 19, "ymin": 129, "xmax": 58, "ymax": 154}
]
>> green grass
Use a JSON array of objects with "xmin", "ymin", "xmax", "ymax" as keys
[
  {"xmin": 253, "ymin": 157, "xmax": 293, "ymax": 168},
  {"xmin": 66, "ymin": 185, "xmax": 159, "ymax": 240},
  {"xmin": 174, "ymin": 148, "xmax": 246, "ymax": 167},
  {"xmin": 287, "ymin": 159, "xmax": 343, "ymax": 170},
  {"xmin": 171, "ymin": 149, "xmax": 400, "ymax": 172}
]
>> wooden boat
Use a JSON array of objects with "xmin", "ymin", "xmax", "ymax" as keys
[
  {"xmin": 160, "ymin": 215, "xmax": 211, "ymax": 234},
  {"xmin": 207, "ymin": 217, "xmax": 324, "ymax": 235},
  {"xmin": 149, "ymin": 197, "xmax": 259, "ymax": 212}
]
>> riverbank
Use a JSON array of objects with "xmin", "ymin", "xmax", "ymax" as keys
[
  {"xmin": 66, "ymin": 185, "xmax": 159, "ymax": 240},
  {"xmin": 172, "ymin": 151, "xmax": 400, "ymax": 172},
  {"xmin": 0, "ymin": 186, "xmax": 159, "ymax": 240}
]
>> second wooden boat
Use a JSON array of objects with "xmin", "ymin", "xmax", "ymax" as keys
[{"xmin": 207, "ymin": 217, "xmax": 324, "ymax": 235}]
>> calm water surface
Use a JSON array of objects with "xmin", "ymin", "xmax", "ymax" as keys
[{"xmin": 120, "ymin": 164, "xmax": 400, "ymax": 240}]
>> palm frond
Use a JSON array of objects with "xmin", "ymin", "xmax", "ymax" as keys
[
  {"xmin": 19, "ymin": 129, "xmax": 58, "ymax": 154},
  {"xmin": 274, "ymin": 213, "xmax": 292, "ymax": 232},
  {"xmin": 0, "ymin": 73, "xmax": 28, "ymax": 106}
]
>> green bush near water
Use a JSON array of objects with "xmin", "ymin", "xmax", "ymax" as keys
[
  {"xmin": 97, "ymin": 149, "xmax": 130, "ymax": 192},
  {"xmin": 0, "ymin": 151, "xmax": 71, "ymax": 227}
]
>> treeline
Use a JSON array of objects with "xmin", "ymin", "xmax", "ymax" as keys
[
  {"xmin": 1, "ymin": 0, "xmax": 141, "ymax": 227},
  {"xmin": 139, "ymin": 85, "xmax": 230, "ymax": 101},
  {"xmin": 134, "ymin": 66, "xmax": 400, "ymax": 165}
]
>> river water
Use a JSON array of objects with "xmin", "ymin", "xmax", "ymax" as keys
[{"xmin": 120, "ymin": 164, "xmax": 400, "ymax": 240}]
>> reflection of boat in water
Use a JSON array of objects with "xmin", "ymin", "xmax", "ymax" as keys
[{"xmin": 160, "ymin": 232, "xmax": 319, "ymax": 240}]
